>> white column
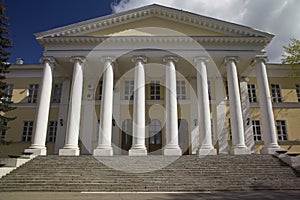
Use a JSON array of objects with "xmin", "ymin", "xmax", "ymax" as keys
[
  {"xmin": 54, "ymin": 79, "xmax": 70, "ymax": 154},
  {"xmin": 59, "ymin": 57, "xmax": 85, "ymax": 156},
  {"xmin": 94, "ymin": 57, "xmax": 115, "ymax": 156},
  {"xmin": 163, "ymin": 56, "xmax": 182, "ymax": 156},
  {"xmin": 194, "ymin": 57, "xmax": 217, "ymax": 156},
  {"xmin": 25, "ymin": 57, "xmax": 55, "ymax": 156},
  {"xmin": 255, "ymin": 56, "xmax": 282, "ymax": 154},
  {"xmin": 225, "ymin": 57, "xmax": 250, "ymax": 155},
  {"xmin": 129, "ymin": 56, "xmax": 147, "ymax": 156}
]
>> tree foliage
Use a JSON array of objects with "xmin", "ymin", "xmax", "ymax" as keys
[
  {"xmin": 282, "ymin": 38, "xmax": 300, "ymax": 65},
  {"xmin": 0, "ymin": 0, "xmax": 15, "ymax": 144}
]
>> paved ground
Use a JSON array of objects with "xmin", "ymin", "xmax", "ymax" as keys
[{"xmin": 0, "ymin": 191, "xmax": 300, "ymax": 200}]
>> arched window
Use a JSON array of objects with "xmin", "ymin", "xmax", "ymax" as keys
[{"xmin": 149, "ymin": 119, "xmax": 162, "ymax": 145}]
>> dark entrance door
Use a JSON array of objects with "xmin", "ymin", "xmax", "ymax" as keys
[
  {"xmin": 148, "ymin": 119, "xmax": 162, "ymax": 154},
  {"xmin": 121, "ymin": 119, "xmax": 132, "ymax": 154},
  {"xmin": 178, "ymin": 119, "xmax": 189, "ymax": 155}
]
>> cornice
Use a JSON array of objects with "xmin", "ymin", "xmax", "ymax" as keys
[
  {"xmin": 38, "ymin": 36, "xmax": 271, "ymax": 45},
  {"xmin": 35, "ymin": 4, "xmax": 274, "ymax": 40}
]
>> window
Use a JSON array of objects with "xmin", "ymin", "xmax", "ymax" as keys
[
  {"xmin": 98, "ymin": 81, "xmax": 103, "ymax": 100},
  {"xmin": 150, "ymin": 81, "xmax": 160, "ymax": 100},
  {"xmin": 252, "ymin": 120, "xmax": 262, "ymax": 141},
  {"xmin": 225, "ymin": 81, "xmax": 229, "ymax": 100},
  {"xmin": 276, "ymin": 120, "xmax": 288, "ymax": 141},
  {"xmin": 47, "ymin": 121, "xmax": 57, "ymax": 142},
  {"xmin": 28, "ymin": 84, "xmax": 39, "ymax": 103},
  {"xmin": 176, "ymin": 80, "xmax": 186, "ymax": 100},
  {"xmin": 124, "ymin": 80, "xmax": 134, "ymax": 100},
  {"xmin": 228, "ymin": 118, "xmax": 232, "ymax": 140},
  {"xmin": 149, "ymin": 119, "xmax": 162, "ymax": 145},
  {"xmin": 211, "ymin": 119, "xmax": 214, "ymax": 141},
  {"xmin": 122, "ymin": 119, "xmax": 132, "ymax": 145},
  {"xmin": 296, "ymin": 84, "xmax": 300, "ymax": 102},
  {"xmin": 271, "ymin": 84, "xmax": 282, "ymax": 103},
  {"xmin": 2, "ymin": 84, "xmax": 14, "ymax": 102},
  {"xmin": 22, "ymin": 121, "xmax": 33, "ymax": 142},
  {"xmin": 51, "ymin": 83, "xmax": 62, "ymax": 103},
  {"xmin": 0, "ymin": 121, "xmax": 7, "ymax": 140},
  {"xmin": 208, "ymin": 80, "xmax": 212, "ymax": 100},
  {"xmin": 247, "ymin": 84, "xmax": 257, "ymax": 103}
]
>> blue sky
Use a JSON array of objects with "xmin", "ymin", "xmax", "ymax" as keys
[
  {"xmin": 6, "ymin": 0, "xmax": 114, "ymax": 64},
  {"xmin": 5, "ymin": 0, "xmax": 300, "ymax": 64}
]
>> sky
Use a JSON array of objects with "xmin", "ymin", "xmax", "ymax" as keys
[{"xmin": 5, "ymin": 0, "xmax": 300, "ymax": 64}]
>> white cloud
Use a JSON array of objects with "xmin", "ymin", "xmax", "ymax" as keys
[{"xmin": 111, "ymin": 0, "xmax": 300, "ymax": 63}]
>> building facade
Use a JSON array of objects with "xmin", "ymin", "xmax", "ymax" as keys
[{"xmin": 1, "ymin": 4, "xmax": 300, "ymax": 157}]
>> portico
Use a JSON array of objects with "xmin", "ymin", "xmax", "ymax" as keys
[{"xmin": 24, "ymin": 4, "xmax": 283, "ymax": 156}]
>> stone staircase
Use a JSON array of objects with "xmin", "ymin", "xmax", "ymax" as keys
[{"xmin": 0, "ymin": 155, "xmax": 299, "ymax": 192}]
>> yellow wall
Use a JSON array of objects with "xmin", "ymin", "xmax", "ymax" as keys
[{"xmin": 1, "ymin": 65, "xmax": 300, "ymax": 156}]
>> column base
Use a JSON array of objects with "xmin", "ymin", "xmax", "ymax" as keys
[
  {"xmin": 59, "ymin": 148, "xmax": 80, "ymax": 156},
  {"xmin": 198, "ymin": 147, "xmax": 217, "ymax": 157},
  {"xmin": 129, "ymin": 148, "xmax": 147, "ymax": 156},
  {"xmin": 260, "ymin": 146, "xmax": 284, "ymax": 155},
  {"xmin": 163, "ymin": 147, "xmax": 182, "ymax": 156},
  {"xmin": 230, "ymin": 146, "xmax": 251, "ymax": 155},
  {"xmin": 93, "ymin": 148, "xmax": 113, "ymax": 156},
  {"xmin": 24, "ymin": 148, "xmax": 47, "ymax": 156}
]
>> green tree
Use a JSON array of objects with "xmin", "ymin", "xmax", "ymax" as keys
[
  {"xmin": 282, "ymin": 38, "xmax": 300, "ymax": 65},
  {"xmin": 0, "ymin": 0, "xmax": 15, "ymax": 145}
]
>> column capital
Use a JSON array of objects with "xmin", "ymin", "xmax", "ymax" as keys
[
  {"xmin": 131, "ymin": 55, "xmax": 147, "ymax": 63},
  {"xmin": 40, "ymin": 56, "xmax": 56, "ymax": 65},
  {"xmin": 224, "ymin": 56, "xmax": 239, "ymax": 64},
  {"xmin": 163, "ymin": 56, "xmax": 179, "ymax": 63},
  {"xmin": 252, "ymin": 55, "xmax": 268, "ymax": 65},
  {"xmin": 194, "ymin": 56, "xmax": 210, "ymax": 64},
  {"xmin": 70, "ymin": 56, "xmax": 85, "ymax": 64},
  {"xmin": 101, "ymin": 56, "xmax": 116, "ymax": 63}
]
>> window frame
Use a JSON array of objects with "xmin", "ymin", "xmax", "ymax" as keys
[
  {"xmin": 276, "ymin": 120, "xmax": 288, "ymax": 141},
  {"xmin": 247, "ymin": 84, "xmax": 257, "ymax": 103},
  {"xmin": 296, "ymin": 84, "xmax": 300, "ymax": 102},
  {"xmin": 22, "ymin": 121, "xmax": 33, "ymax": 142},
  {"xmin": 124, "ymin": 80, "xmax": 134, "ymax": 100},
  {"xmin": 150, "ymin": 80, "xmax": 161, "ymax": 100},
  {"xmin": 176, "ymin": 80, "xmax": 187, "ymax": 100},
  {"xmin": 149, "ymin": 119, "xmax": 162, "ymax": 145},
  {"xmin": 28, "ymin": 84, "xmax": 39, "ymax": 103},
  {"xmin": 271, "ymin": 84, "xmax": 282, "ymax": 103},
  {"xmin": 47, "ymin": 121, "xmax": 58, "ymax": 142},
  {"xmin": 51, "ymin": 83, "xmax": 62, "ymax": 103},
  {"xmin": 252, "ymin": 120, "xmax": 262, "ymax": 141},
  {"xmin": 208, "ymin": 80, "xmax": 212, "ymax": 100},
  {"xmin": 0, "ymin": 121, "xmax": 7, "ymax": 140},
  {"xmin": 2, "ymin": 84, "xmax": 14, "ymax": 102},
  {"xmin": 98, "ymin": 81, "xmax": 103, "ymax": 100}
]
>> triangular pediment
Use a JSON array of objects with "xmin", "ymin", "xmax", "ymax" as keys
[
  {"xmin": 35, "ymin": 4, "xmax": 273, "ymax": 40},
  {"xmin": 82, "ymin": 16, "xmax": 225, "ymax": 37}
]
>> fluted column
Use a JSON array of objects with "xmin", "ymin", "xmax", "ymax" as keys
[
  {"xmin": 129, "ymin": 56, "xmax": 147, "ymax": 156},
  {"xmin": 25, "ymin": 57, "xmax": 55, "ymax": 156},
  {"xmin": 225, "ymin": 57, "xmax": 250, "ymax": 155},
  {"xmin": 255, "ymin": 56, "xmax": 282, "ymax": 154},
  {"xmin": 163, "ymin": 56, "xmax": 182, "ymax": 156},
  {"xmin": 194, "ymin": 57, "xmax": 217, "ymax": 156},
  {"xmin": 93, "ymin": 57, "xmax": 115, "ymax": 156},
  {"xmin": 59, "ymin": 57, "xmax": 85, "ymax": 156}
]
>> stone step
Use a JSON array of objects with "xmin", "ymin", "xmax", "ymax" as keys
[{"xmin": 0, "ymin": 155, "xmax": 299, "ymax": 192}]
